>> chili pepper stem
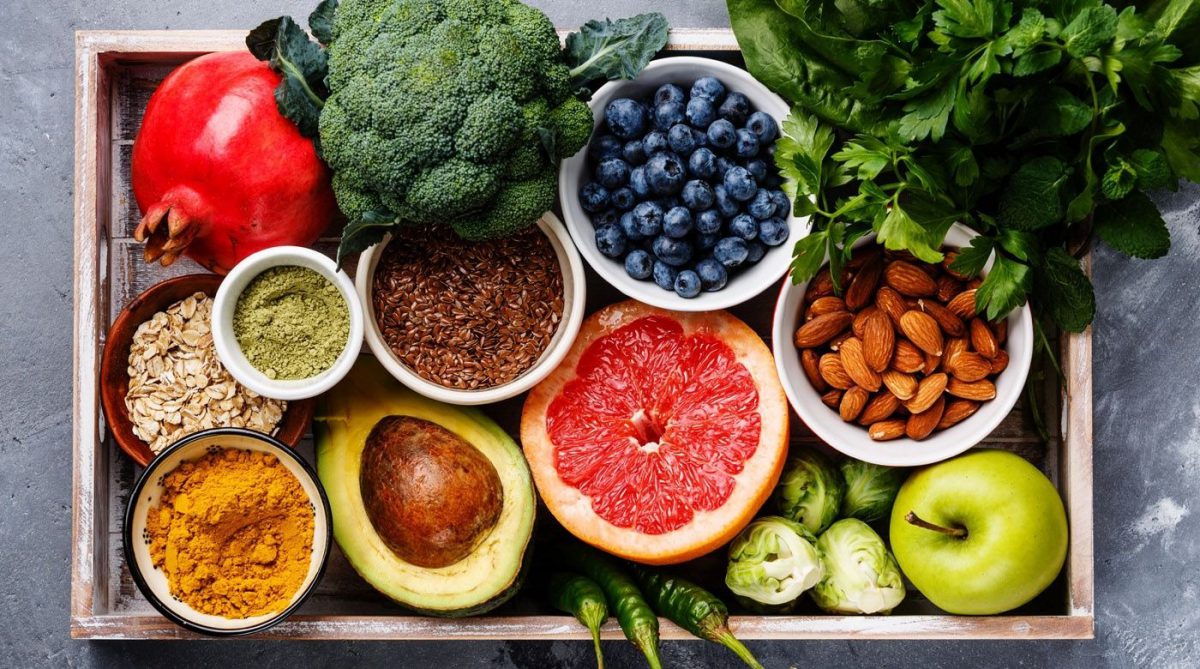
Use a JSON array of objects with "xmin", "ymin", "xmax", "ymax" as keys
[
  {"xmin": 635, "ymin": 632, "xmax": 664, "ymax": 669},
  {"xmin": 700, "ymin": 617, "xmax": 764, "ymax": 669},
  {"xmin": 579, "ymin": 601, "xmax": 606, "ymax": 669},
  {"xmin": 590, "ymin": 628, "xmax": 604, "ymax": 669}
]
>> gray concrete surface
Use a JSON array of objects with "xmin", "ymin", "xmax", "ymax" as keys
[{"xmin": 1, "ymin": 0, "xmax": 1197, "ymax": 666}]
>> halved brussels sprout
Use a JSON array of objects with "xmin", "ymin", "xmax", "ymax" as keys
[
  {"xmin": 839, "ymin": 460, "xmax": 906, "ymax": 523},
  {"xmin": 810, "ymin": 519, "xmax": 905, "ymax": 614},
  {"xmin": 726, "ymin": 516, "xmax": 824, "ymax": 607},
  {"xmin": 773, "ymin": 449, "xmax": 845, "ymax": 533}
]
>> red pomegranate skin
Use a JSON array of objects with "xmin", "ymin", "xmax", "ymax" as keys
[{"xmin": 132, "ymin": 51, "xmax": 336, "ymax": 274}]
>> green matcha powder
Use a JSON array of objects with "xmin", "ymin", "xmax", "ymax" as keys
[{"xmin": 233, "ymin": 266, "xmax": 351, "ymax": 380}]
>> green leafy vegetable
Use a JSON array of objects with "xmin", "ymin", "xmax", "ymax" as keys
[
  {"xmin": 246, "ymin": 15, "xmax": 329, "ymax": 137},
  {"xmin": 1094, "ymin": 191, "xmax": 1171, "ymax": 259},
  {"xmin": 564, "ymin": 13, "xmax": 669, "ymax": 90}
]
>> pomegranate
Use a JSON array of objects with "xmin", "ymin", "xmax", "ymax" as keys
[{"xmin": 132, "ymin": 51, "xmax": 336, "ymax": 274}]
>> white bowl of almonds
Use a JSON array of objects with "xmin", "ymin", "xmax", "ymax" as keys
[{"xmin": 772, "ymin": 224, "xmax": 1033, "ymax": 467}]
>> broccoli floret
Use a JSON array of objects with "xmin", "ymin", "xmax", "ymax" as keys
[{"xmin": 321, "ymin": 0, "xmax": 595, "ymax": 239}]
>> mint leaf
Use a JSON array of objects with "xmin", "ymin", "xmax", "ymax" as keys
[
  {"xmin": 564, "ymin": 13, "xmax": 669, "ymax": 89},
  {"xmin": 1101, "ymin": 159, "xmax": 1137, "ymax": 199},
  {"xmin": 931, "ymin": 0, "xmax": 997, "ymax": 39},
  {"xmin": 1094, "ymin": 191, "xmax": 1170, "ymax": 258},
  {"xmin": 1035, "ymin": 247, "xmax": 1095, "ymax": 332},
  {"xmin": 977, "ymin": 254, "xmax": 1032, "ymax": 321},
  {"xmin": 791, "ymin": 229, "xmax": 829, "ymax": 284},
  {"xmin": 999, "ymin": 8, "xmax": 1046, "ymax": 56},
  {"xmin": 246, "ymin": 16, "xmax": 328, "ymax": 138},
  {"xmin": 1061, "ymin": 5, "xmax": 1119, "ymax": 58},
  {"xmin": 1129, "ymin": 149, "xmax": 1173, "ymax": 190},
  {"xmin": 1013, "ymin": 49, "xmax": 1063, "ymax": 76},
  {"xmin": 950, "ymin": 236, "xmax": 993, "ymax": 277},
  {"xmin": 1027, "ymin": 86, "xmax": 1092, "ymax": 137},
  {"xmin": 998, "ymin": 156, "xmax": 1068, "ymax": 230}
]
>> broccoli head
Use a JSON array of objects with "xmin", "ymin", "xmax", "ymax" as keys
[{"xmin": 319, "ymin": 0, "xmax": 594, "ymax": 239}]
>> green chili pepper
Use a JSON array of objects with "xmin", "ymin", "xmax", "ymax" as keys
[
  {"xmin": 547, "ymin": 571, "xmax": 608, "ymax": 669},
  {"xmin": 631, "ymin": 566, "xmax": 764, "ymax": 669},
  {"xmin": 560, "ymin": 543, "xmax": 662, "ymax": 669}
]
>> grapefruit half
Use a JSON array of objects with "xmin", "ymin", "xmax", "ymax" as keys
[{"xmin": 521, "ymin": 301, "xmax": 789, "ymax": 564}]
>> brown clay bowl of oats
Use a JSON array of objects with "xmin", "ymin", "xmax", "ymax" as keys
[{"xmin": 100, "ymin": 274, "xmax": 315, "ymax": 467}]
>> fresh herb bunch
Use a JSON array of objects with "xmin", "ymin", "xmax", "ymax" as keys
[{"xmin": 730, "ymin": 0, "xmax": 1200, "ymax": 331}]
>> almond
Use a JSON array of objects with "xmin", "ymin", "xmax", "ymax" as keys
[
  {"xmin": 942, "ymin": 250, "xmax": 969, "ymax": 279},
  {"xmin": 923, "ymin": 351, "xmax": 942, "ymax": 376},
  {"xmin": 881, "ymin": 369, "xmax": 917, "ymax": 400},
  {"xmin": 821, "ymin": 388, "xmax": 843, "ymax": 409},
  {"xmin": 858, "ymin": 390, "xmax": 900, "ymax": 425},
  {"xmin": 848, "ymin": 245, "xmax": 883, "ymax": 270},
  {"xmin": 795, "ymin": 311, "xmax": 854, "ymax": 348},
  {"xmin": 970, "ymin": 318, "xmax": 999, "ymax": 359},
  {"xmin": 947, "ymin": 378, "xmax": 996, "ymax": 401},
  {"xmin": 862, "ymin": 310, "xmax": 895, "ymax": 373},
  {"xmin": 949, "ymin": 351, "xmax": 992, "ymax": 382},
  {"xmin": 943, "ymin": 337, "xmax": 969, "ymax": 371},
  {"xmin": 885, "ymin": 260, "xmax": 937, "ymax": 297},
  {"xmin": 937, "ymin": 275, "xmax": 964, "ymax": 303},
  {"xmin": 938, "ymin": 399, "xmax": 980, "ymax": 429},
  {"xmin": 829, "ymin": 330, "xmax": 854, "ymax": 351},
  {"xmin": 839, "ymin": 338, "xmax": 882, "ymax": 392},
  {"xmin": 875, "ymin": 286, "xmax": 909, "ymax": 327},
  {"xmin": 801, "ymin": 349, "xmax": 826, "ymax": 392},
  {"xmin": 852, "ymin": 306, "xmax": 878, "ymax": 338},
  {"xmin": 966, "ymin": 277, "xmax": 983, "ymax": 290},
  {"xmin": 993, "ymin": 319, "xmax": 1007, "ymax": 345},
  {"xmin": 840, "ymin": 386, "xmax": 870, "ymax": 422},
  {"xmin": 805, "ymin": 269, "xmax": 836, "ymax": 302},
  {"xmin": 868, "ymin": 419, "xmax": 907, "ymax": 441},
  {"xmin": 919, "ymin": 299, "xmax": 966, "ymax": 337},
  {"xmin": 891, "ymin": 339, "xmax": 926, "ymax": 374},
  {"xmin": 904, "ymin": 372, "xmax": 947, "ymax": 414},
  {"xmin": 989, "ymin": 350, "xmax": 1010, "ymax": 375},
  {"xmin": 806, "ymin": 295, "xmax": 847, "ymax": 320},
  {"xmin": 845, "ymin": 258, "xmax": 883, "ymax": 310},
  {"xmin": 819, "ymin": 353, "xmax": 854, "ymax": 390},
  {"xmin": 900, "ymin": 310, "xmax": 944, "ymax": 356},
  {"xmin": 906, "ymin": 396, "xmax": 945, "ymax": 440},
  {"xmin": 946, "ymin": 289, "xmax": 978, "ymax": 319}
]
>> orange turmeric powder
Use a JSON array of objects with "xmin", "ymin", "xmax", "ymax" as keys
[{"xmin": 146, "ymin": 447, "xmax": 314, "ymax": 618}]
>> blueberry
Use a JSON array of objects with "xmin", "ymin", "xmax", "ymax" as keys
[
  {"xmin": 663, "ymin": 206, "xmax": 694, "ymax": 238},
  {"xmin": 714, "ymin": 237, "xmax": 750, "ymax": 267},
  {"xmin": 691, "ymin": 76, "xmax": 726, "ymax": 102},
  {"xmin": 619, "ymin": 210, "xmax": 642, "ymax": 240},
  {"xmin": 593, "ymin": 208, "xmax": 620, "ymax": 229},
  {"xmin": 707, "ymin": 119, "xmax": 736, "ymax": 149},
  {"xmin": 688, "ymin": 148, "xmax": 717, "ymax": 179},
  {"xmin": 734, "ymin": 129, "xmax": 760, "ymax": 159},
  {"xmin": 632, "ymin": 201, "xmax": 664, "ymax": 237},
  {"xmin": 759, "ymin": 217, "xmax": 790, "ymax": 246},
  {"xmin": 595, "ymin": 225, "xmax": 627, "ymax": 258},
  {"xmin": 629, "ymin": 166, "xmax": 652, "ymax": 198},
  {"xmin": 654, "ymin": 102, "xmax": 685, "ymax": 131},
  {"xmin": 642, "ymin": 130, "xmax": 669, "ymax": 156},
  {"xmin": 686, "ymin": 97, "xmax": 716, "ymax": 128},
  {"xmin": 624, "ymin": 249, "xmax": 653, "ymax": 280},
  {"xmin": 611, "ymin": 187, "xmax": 636, "ymax": 211},
  {"xmin": 654, "ymin": 83, "xmax": 686, "ymax": 107},
  {"xmin": 596, "ymin": 158, "xmax": 631, "ymax": 189},
  {"xmin": 713, "ymin": 185, "xmax": 740, "ymax": 217},
  {"xmin": 623, "ymin": 140, "xmax": 647, "ymax": 165},
  {"xmin": 605, "ymin": 98, "xmax": 646, "ymax": 139},
  {"xmin": 692, "ymin": 127, "xmax": 709, "ymax": 148},
  {"xmin": 696, "ymin": 209, "xmax": 723, "ymax": 234},
  {"xmin": 657, "ymin": 196, "xmax": 682, "ymax": 212},
  {"xmin": 695, "ymin": 257, "xmax": 728, "ymax": 291},
  {"xmin": 770, "ymin": 189, "xmax": 791, "ymax": 218},
  {"xmin": 747, "ymin": 189, "xmax": 777, "ymax": 220},
  {"xmin": 729, "ymin": 213, "xmax": 759, "ymax": 241},
  {"xmin": 745, "ymin": 159, "xmax": 769, "ymax": 183},
  {"xmin": 714, "ymin": 156, "xmax": 737, "ymax": 178},
  {"xmin": 717, "ymin": 92, "xmax": 751, "ymax": 125},
  {"xmin": 744, "ymin": 240, "xmax": 767, "ymax": 264},
  {"xmin": 746, "ymin": 111, "xmax": 779, "ymax": 143},
  {"xmin": 723, "ymin": 166, "xmax": 758, "ymax": 202},
  {"xmin": 588, "ymin": 134, "xmax": 622, "ymax": 164},
  {"xmin": 645, "ymin": 152, "xmax": 686, "ymax": 195},
  {"xmin": 579, "ymin": 182, "xmax": 609, "ymax": 213},
  {"xmin": 681, "ymin": 180, "xmax": 715, "ymax": 211},
  {"xmin": 668, "ymin": 124, "xmax": 697, "ymax": 155},
  {"xmin": 696, "ymin": 232, "xmax": 721, "ymax": 251},
  {"xmin": 674, "ymin": 270, "xmax": 702, "ymax": 298},
  {"xmin": 652, "ymin": 260, "xmax": 679, "ymax": 291},
  {"xmin": 652, "ymin": 235, "xmax": 693, "ymax": 267}
]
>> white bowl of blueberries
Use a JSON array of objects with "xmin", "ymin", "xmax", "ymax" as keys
[{"xmin": 559, "ymin": 56, "xmax": 806, "ymax": 310}]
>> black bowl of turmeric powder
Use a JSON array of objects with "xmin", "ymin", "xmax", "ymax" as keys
[{"xmin": 124, "ymin": 427, "xmax": 332, "ymax": 636}]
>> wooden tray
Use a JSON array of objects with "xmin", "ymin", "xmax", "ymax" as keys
[{"xmin": 71, "ymin": 29, "xmax": 1094, "ymax": 640}]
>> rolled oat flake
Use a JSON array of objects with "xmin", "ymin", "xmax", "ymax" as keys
[{"xmin": 233, "ymin": 266, "xmax": 350, "ymax": 379}]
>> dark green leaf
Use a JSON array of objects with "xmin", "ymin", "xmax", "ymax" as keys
[
  {"xmin": 977, "ymin": 254, "xmax": 1032, "ymax": 321},
  {"xmin": 899, "ymin": 79, "xmax": 956, "ymax": 141},
  {"xmin": 1162, "ymin": 119, "xmax": 1200, "ymax": 181},
  {"xmin": 999, "ymin": 229, "xmax": 1039, "ymax": 262},
  {"xmin": 308, "ymin": 0, "xmax": 338, "ymax": 45},
  {"xmin": 946, "ymin": 144, "xmax": 980, "ymax": 186},
  {"xmin": 1066, "ymin": 186, "xmax": 1095, "ymax": 222},
  {"xmin": 536, "ymin": 127, "xmax": 557, "ymax": 162},
  {"xmin": 1094, "ymin": 191, "xmax": 1171, "ymax": 258},
  {"xmin": 950, "ymin": 236, "xmax": 993, "ymax": 277},
  {"xmin": 999, "ymin": 8, "xmax": 1046, "ymax": 56},
  {"xmin": 564, "ymin": 13, "xmax": 669, "ymax": 88},
  {"xmin": 1060, "ymin": 5, "xmax": 1119, "ymax": 58},
  {"xmin": 931, "ymin": 0, "xmax": 997, "ymax": 38},
  {"xmin": 876, "ymin": 197, "xmax": 953, "ymax": 263},
  {"xmin": 1013, "ymin": 49, "xmax": 1063, "ymax": 76},
  {"xmin": 1026, "ymin": 86, "xmax": 1093, "ymax": 136},
  {"xmin": 998, "ymin": 157, "xmax": 1069, "ymax": 230},
  {"xmin": 246, "ymin": 16, "xmax": 328, "ymax": 137},
  {"xmin": 337, "ymin": 210, "xmax": 396, "ymax": 267},
  {"xmin": 833, "ymin": 137, "xmax": 891, "ymax": 180},
  {"xmin": 791, "ymin": 229, "xmax": 830, "ymax": 283},
  {"xmin": 1101, "ymin": 159, "xmax": 1137, "ymax": 199},
  {"xmin": 1129, "ymin": 149, "xmax": 1174, "ymax": 189},
  {"xmin": 1035, "ymin": 247, "xmax": 1095, "ymax": 331}
]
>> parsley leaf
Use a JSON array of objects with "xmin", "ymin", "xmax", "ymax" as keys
[
  {"xmin": 951, "ymin": 236, "xmax": 993, "ymax": 277},
  {"xmin": 877, "ymin": 195, "xmax": 956, "ymax": 262},
  {"xmin": 833, "ymin": 137, "xmax": 892, "ymax": 180},
  {"xmin": 1094, "ymin": 191, "xmax": 1171, "ymax": 258},
  {"xmin": 998, "ymin": 156, "xmax": 1069, "ymax": 230},
  {"xmin": 1035, "ymin": 247, "xmax": 1095, "ymax": 332},
  {"xmin": 775, "ymin": 112, "xmax": 836, "ymax": 198},
  {"xmin": 791, "ymin": 229, "xmax": 829, "ymax": 284},
  {"xmin": 977, "ymin": 254, "xmax": 1032, "ymax": 321}
]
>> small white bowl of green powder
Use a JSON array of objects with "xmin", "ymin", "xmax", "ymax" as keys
[{"xmin": 212, "ymin": 246, "xmax": 363, "ymax": 401}]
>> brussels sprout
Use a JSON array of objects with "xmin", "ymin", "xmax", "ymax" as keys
[
  {"xmin": 839, "ymin": 460, "xmax": 906, "ymax": 523},
  {"xmin": 810, "ymin": 519, "xmax": 906, "ymax": 614},
  {"xmin": 773, "ymin": 449, "xmax": 845, "ymax": 533},
  {"xmin": 725, "ymin": 516, "xmax": 824, "ymax": 607}
]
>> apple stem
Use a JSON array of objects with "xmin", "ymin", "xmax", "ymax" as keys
[{"xmin": 905, "ymin": 511, "xmax": 968, "ymax": 538}]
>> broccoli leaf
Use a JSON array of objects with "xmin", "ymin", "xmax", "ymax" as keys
[
  {"xmin": 565, "ymin": 13, "xmax": 669, "ymax": 89},
  {"xmin": 1094, "ymin": 191, "xmax": 1171, "ymax": 258},
  {"xmin": 247, "ymin": 16, "xmax": 328, "ymax": 137},
  {"xmin": 998, "ymin": 156, "xmax": 1068, "ymax": 230},
  {"xmin": 1035, "ymin": 247, "xmax": 1095, "ymax": 332},
  {"xmin": 308, "ymin": 0, "xmax": 339, "ymax": 46},
  {"xmin": 336, "ymin": 210, "xmax": 397, "ymax": 268}
]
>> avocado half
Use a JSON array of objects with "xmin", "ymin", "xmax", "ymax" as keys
[{"xmin": 314, "ymin": 357, "xmax": 535, "ymax": 616}]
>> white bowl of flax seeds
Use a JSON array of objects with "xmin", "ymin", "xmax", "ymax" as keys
[{"xmin": 356, "ymin": 212, "xmax": 587, "ymax": 405}]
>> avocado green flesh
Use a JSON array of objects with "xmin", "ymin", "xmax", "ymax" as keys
[{"xmin": 314, "ymin": 358, "xmax": 535, "ymax": 615}]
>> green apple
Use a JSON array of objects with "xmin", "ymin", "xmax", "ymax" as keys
[{"xmin": 889, "ymin": 450, "xmax": 1068, "ymax": 615}]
